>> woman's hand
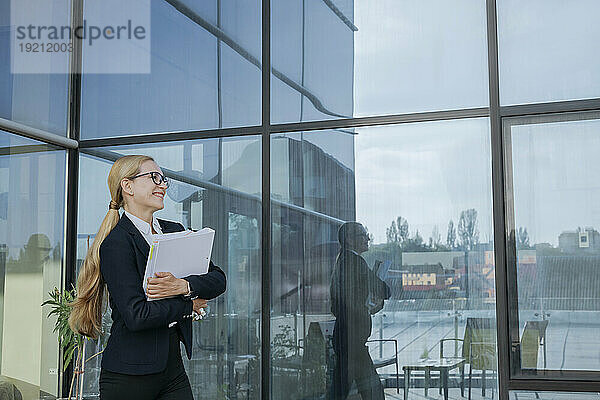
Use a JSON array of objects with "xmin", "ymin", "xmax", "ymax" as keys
[
  {"xmin": 192, "ymin": 298, "xmax": 208, "ymax": 314},
  {"xmin": 146, "ymin": 272, "xmax": 188, "ymax": 299}
]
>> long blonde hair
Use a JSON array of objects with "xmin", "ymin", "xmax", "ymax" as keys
[{"xmin": 69, "ymin": 155, "xmax": 154, "ymax": 338}]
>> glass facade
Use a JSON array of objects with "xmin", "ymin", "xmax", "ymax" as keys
[
  {"xmin": 0, "ymin": 131, "xmax": 66, "ymax": 398},
  {"xmin": 0, "ymin": 0, "xmax": 599, "ymax": 399}
]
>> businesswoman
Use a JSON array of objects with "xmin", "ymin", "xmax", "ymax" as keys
[{"xmin": 69, "ymin": 155, "xmax": 226, "ymax": 400}]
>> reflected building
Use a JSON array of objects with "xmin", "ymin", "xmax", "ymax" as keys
[
  {"xmin": 399, "ymin": 263, "xmax": 454, "ymax": 299},
  {"xmin": 518, "ymin": 228, "xmax": 600, "ymax": 312},
  {"xmin": 558, "ymin": 228, "xmax": 600, "ymax": 253},
  {"xmin": 273, "ymin": 136, "xmax": 356, "ymax": 317}
]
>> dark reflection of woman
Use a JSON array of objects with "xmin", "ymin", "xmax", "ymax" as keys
[{"xmin": 330, "ymin": 222, "xmax": 390, "ymax": 400}]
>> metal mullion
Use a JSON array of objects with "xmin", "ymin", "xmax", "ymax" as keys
[
  {"xmin": 62, "ymin": 148, "xmax": 78, "ymax": 398},
  {"xmin": 508, "ymin": 379, "xmax": 600, "ymax": 393},
  {"xmin": 61, "ymin": 0, "xmax": 83, "ymax": 395},
  {"xmin": 0, "ymin": 118, "xmax": 77, "ymax": 149},
  {"xmin": 0, "ymin": 144, "xmax": 64, "ymax": 156},
  {"xmin": 503, "ymin": 109, "xmax": 600, "ymax": 127},
  {"xmin": 501, "ymin": 119, "xmax": 522, "ymax": 382},
  {"xmin": 500, "ymin": 98, "xmax": 600, "ymax": 118},
  {"xmin": 261, "ymin": 0, "xmax": 271, "ymax": 399},
  {"xmin": 486, "ymin": 1, "xmax": 510, "ymax": 400},
  {"xmin": 321, "ymin": 0, "xmax": 357, "ymax": 32},
  {"xmin": 512, "ymin": 370, "xmax": 600, "ymax": 382},
  {"xmin": 78, "ymin": 125, "xmax": 263, "ymax": 148},
  {"xmin": 217, "ymin": 0, "xmax": 223, "ymax": 129},
  {"xmin": 269, "ymin": 107, "xmax": 489, "ymax": 134}
]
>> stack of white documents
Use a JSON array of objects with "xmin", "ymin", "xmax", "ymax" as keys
[{"xmin": 142, "ymin": 228, "xmax": 215, "ymax": 301}]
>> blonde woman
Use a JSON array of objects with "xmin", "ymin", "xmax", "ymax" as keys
[{"xmin": 70, "ymin": 155, "xmax": 226, "ymax": 400}]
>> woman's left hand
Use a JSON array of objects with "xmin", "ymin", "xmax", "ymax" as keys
[{"xmin": 146, "ymin": 272, "xmax": 188, "ymax": 299}]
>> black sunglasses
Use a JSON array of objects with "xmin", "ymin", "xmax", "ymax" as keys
[{"xmin": 129, "ymin": 171, "xmax": 169, "ymax": 188}]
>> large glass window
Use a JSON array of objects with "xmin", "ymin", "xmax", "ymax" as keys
[
  {"xmin": 0, "ymin": 1, "xmax": 70, "ymax": 135},
  {"xmin": 271, "ymin": 0, "xmax": 489, "ymax": 124},
  {"xmin": 77, "ymin": 135, "xmax": 261, "ymax": 399},
  {"xmin": 498, "ymin": 0, "xmax": 600, "ymax": 106},
  {"xmin": 271, "ymin": 118, "xmax": 497, "ymax": 399},
  {"xmin": 80, "ymin": 0, "xmax": 261, "ymax": 139},
  {"xmin": 505, "ymin": 112, "xmax": 600, "ymax": 374},
  {"xmin": 0, "ymin": 130, "xmax": 66, "ymax": 398}
]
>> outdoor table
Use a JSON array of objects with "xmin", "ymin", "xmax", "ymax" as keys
[{"xmin": 403, "ymin": 357, "xmax": 466, "ymax": 400}]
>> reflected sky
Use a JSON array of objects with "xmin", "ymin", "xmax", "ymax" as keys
[
  {"xmin": 511, "ymin": 115, "xmax": 600, "ymax": 245},
  {"xmin": 354, "ymin": 0, "xmax": 488, "ymax": 116},
  {"xmin": 353, "ymin": 118, "xmax": 493, "ymax": 245},
  {"xmin": 498, "ymin": 0, "xmax": 600, "ymax": 105}
]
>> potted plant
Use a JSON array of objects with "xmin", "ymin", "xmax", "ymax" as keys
[{"xmin": 42, "ymin": 286, "xmax": 106, "ymax": 400}]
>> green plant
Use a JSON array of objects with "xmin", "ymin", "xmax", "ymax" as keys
[
  {"xmin": 42, "ymin": 286, "xmax": 106, "ymax": 400},
  {"xmin": 42, "ymin": 286, "xmax": 83, "ymax": 372}
]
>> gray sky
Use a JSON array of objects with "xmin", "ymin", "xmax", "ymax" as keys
[{"xmin": 353, "ymin": 119, "xmax": 494, "ymax": 245}]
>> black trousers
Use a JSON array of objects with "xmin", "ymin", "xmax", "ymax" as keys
[{"xmin": 100, "ymin": 328, "xmax": 194, "ymax": 400}]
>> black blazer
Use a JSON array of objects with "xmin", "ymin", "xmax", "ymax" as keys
[{"xmin": 99, "ymin": 213, "xmax": 226, "ymax": 375}]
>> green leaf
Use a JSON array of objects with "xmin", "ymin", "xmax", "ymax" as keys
[{"xmin": 63, "ymin": 347, "xmax": 75, "ymax": 371}]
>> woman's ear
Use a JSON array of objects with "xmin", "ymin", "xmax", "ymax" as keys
[{"xmin": 120, "ymin": 178, "xmax": 134, "ymax": 197}]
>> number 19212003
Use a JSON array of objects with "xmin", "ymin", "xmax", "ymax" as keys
[{"xmin": 19, "ymin": 42, "xmax": 73, "ymax": 53}]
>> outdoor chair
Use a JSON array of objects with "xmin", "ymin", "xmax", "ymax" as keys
[
  {"xmin": 520, "ymin": 320, "xmax": 548, "ymax": 369},
  {"xmin": 368, "ymin": 338, "xmax": 400, "ymax": 394},
  {"xmin": 464, "ymin": 317, "xmax": 497, "ymax": 400}
]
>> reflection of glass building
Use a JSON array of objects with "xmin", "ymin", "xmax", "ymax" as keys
[
  {"xmin": 272, "ymin": 135, "xmax": 355, "ymax": 316},
  {"xmin": 2, "ymin": 0, "xmax": 600, "ymax": 399}
]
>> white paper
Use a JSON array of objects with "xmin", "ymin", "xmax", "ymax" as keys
[{"xmin": 142, "ymin": 228, "xmax": 215, "ymax": 301}]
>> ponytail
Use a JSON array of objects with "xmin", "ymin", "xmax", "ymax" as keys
[{"xmin": 68, "ymin": 207, "xmax": 119, "ymax": 338}]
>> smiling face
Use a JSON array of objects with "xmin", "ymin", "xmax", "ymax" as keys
[{"xmin": 121, "ymin": 160, "xmax": 167, "ymax": 217}]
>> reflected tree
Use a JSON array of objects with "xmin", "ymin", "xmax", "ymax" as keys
[
  {"xmin": 516, "ymin": 227, "xmax": 531, "ymax": 249},
  {"xmin": 428, "ymin": 225, "xmax": 448, "ymax": 251},
  {"xmin": 403, "ymin": 230, "xmax": 427, "ymax": 252},
  {"xmin": 447, "ymin": 219, "xmax": 457, "ymax": 249},
  {"xmin": 386, "ymin": 216, "xmax": 409, "ymax": 245},
  {"xmin": 458, "ymin": 209, "xmax": 479, "ymax": 251}
]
